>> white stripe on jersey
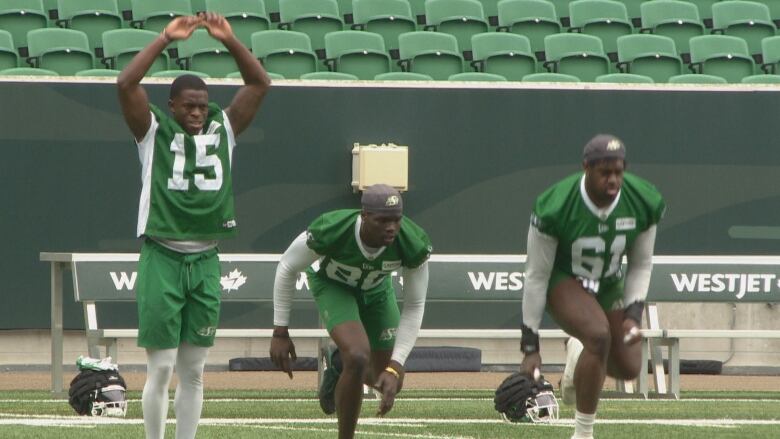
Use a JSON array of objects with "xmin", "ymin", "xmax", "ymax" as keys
[
  {"xmin": 136, "ymin": 111, "xmax": 159, "ymax": 237},
  {"xmin": 221, "ymin": 110, "xmax": 236, "ymax": 165}
]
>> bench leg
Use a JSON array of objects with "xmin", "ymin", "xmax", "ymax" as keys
[
  {"xmin": 669, "ymin": 338, "xmax": 680, "ymax": 399},
  {"xmin": 638, "ymin": 337, "xmax": 649, "ymax": 398}
]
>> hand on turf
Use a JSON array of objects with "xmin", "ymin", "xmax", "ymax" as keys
[
  {"xmin": 163, "ymin": 16, "xmax": 200, "ymax": 41},
  {"xmin": 375, "ymin": 361, "xmax": 405, "ymax": 416},
  {"xmin": 269, "ymin": 334, "xmax": 297, "ymax": 379},
  {"xmin": 198, "ymin": 12, "xmax": 234, "ymax": 42},
  {"xmin": 623, "ymin": 321, "xmax": 642, "ymax": 346}
]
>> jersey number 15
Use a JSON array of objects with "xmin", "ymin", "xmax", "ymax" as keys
[{"xmin": 167, "ymin": 133, "xmax": 223, "ymax": 191}]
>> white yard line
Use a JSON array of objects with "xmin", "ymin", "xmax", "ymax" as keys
[
  {"xmin": 0, "ymin": 414, "xmax": 779, "ymax": 429},
  {"xmin": 3, "ymin": 397, "xmax": 780, "ymax": 404},
  {"xmin": 250, "ymin": 424, "xmax": 475, "ymax": 439}
]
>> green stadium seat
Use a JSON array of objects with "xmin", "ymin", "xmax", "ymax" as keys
[
  {"xmin": 117, "ymin": 0, "xmax": 131, "ymax": 19},
  {"xmin": 278, "ymin": 0, "xmax": 344, "ymax": 54},
  {"xmin": 760, "ymin": 34, "xmax": 780, "ymax": 72},
  {"xmin": 175, "ymin": 29, "xmax": 238, "ymax": 78},
  {"xmin": 101, "ymin": 29, "xmax": 169, "ymax": 73},
  {"xmin": 151, "ymin": 69, "xmax": 210, "ymax": 78},
  {"xmin": 26, "ymin": 28, "xmax": 95, "ymax": 75},
  {"xmin": 595, "ymin": 72, "xmax": 653, "ymax": 82},
  {"xmin": 0, "ymin": 66, "xmax": 58, "ymax": 75},
  {"xmin": 55, "ymin": 0, "xmax": 123, "ymax": 51},
  {"xmin": 75, "ymin": 67, "xmax": 120, "ymax": 76},
  {"xmin": 300, "ymin": 70, "xmax": 358, "ymax": 79},
  {"xmin": 616, "ymin": 34, "xmax": 682, "ymax": 83},
  {"xmin": 423, "ymin": 0, "xmax": 489, "ymax": 53},
  {"xmin": 688, "ymin": 34, "xmax": 756, "ymax": 83},
  {"xmin": 0, "ymin": 0, "xmax": 48, "ymax": 52},
  {"xmin": 228, "ymin": 70, "xmax": 285, "ymax": 79},
  {"xmin": 374, "ymin": 71, "xmax": 433, "ymax": 79},
  {"xmin": 0, "ymin": 30, "xmax": 20, "ymax": 71},
  {"xmin": 251, "ymin": 29, "xmax": 319, "ymax": 78},
  {"xmin": 130, "ymin": 0, "xmax": 192, "ymax": 33},
  {"xmin": 409, "ymin": 0, "xmax": 426, "ymax": 26},
  {"xmin": 741, "ymin": 73, "xmax": 780, "ymax": 82},
  {"xmin": 568, "ymin": 0, "xmax": 633, "ymax": 57},
  {"xmin": 543, "ymin": 33, "xmax": 610, "ymax": 81},
  {"xmin": 712, "ymin": 1, "xmax": 776, "ymax": 57},
  {"xmin": 448, "ymin": 71, "xmax": 507, "ymax": 80},
  {"xmin": 522, "ymin": 71, "xmax": 580, "ymax": 81},
  {"xmin": 351, "ymin": 0, "xmax": 416, "ymax": 54},
  {"xmin": 667, "ymin": 73, "xmax": 727, "ymax": 83},
  {"xmin": 397, "ymin": 31, "xmax": 464, "ymax": 79},
  {"xmin": 206, "ymin": 0, "xmax": 271, "ymax": 48},
  {"xmin": 640, "ymin": 0, "xmax": 705, "ymax": 58},
  {"xmin": 470, "ymin": 32, "xmax": 536, "ymax": 80},
  {"xmin": 323, "ymin": 30, "xmax": 390, "ymax": 79},
  {"xmin": 752, "ymin": 0, "xmax": 780, "ymax": 27},
  {"xmin": 496, "ymin": 0, "xmax": 561, "ymax": 59}
]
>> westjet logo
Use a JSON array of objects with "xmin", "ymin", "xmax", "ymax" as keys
[
  {"xmin": 467, "ymin": 272, "xmax": 525, "ymax": 291},
  {"xmin": 670, "ymin": 273, "xmax": 778, "ymax": 299},
  {"xmin": 110, "ymin": 272, "xmax": 137, "ymax": 290}
]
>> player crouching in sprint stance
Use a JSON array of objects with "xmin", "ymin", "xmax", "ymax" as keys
[
  {"xmin": 117, "ymin": 13, "xmax": 270, "ymax": 439},
  {"xmin": 518, "ymin": 135, "xmax": 665, "ymax": 439},
  {"xmin": 270, "ymin": 184, "xmax": 432, "ymax": 439}
]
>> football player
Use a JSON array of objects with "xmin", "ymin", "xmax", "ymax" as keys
[
  {"xmin": 270, "ymin": 184, "xmax": 432, "ymax": 439},
  {"xmin": 117, "ymin": 13, "xmax": 270, "ymax": 439},
  {"xmin": 519, "ymin": 134, "xmax": 665, "ymax": 439}
]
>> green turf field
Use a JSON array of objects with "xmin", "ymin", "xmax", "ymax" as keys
[{"xmin": 1, "ymin": 389, "xmax": 779, "ymax": 438}]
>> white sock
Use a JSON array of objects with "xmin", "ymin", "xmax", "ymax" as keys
[
  {"xmin": 574, "ymin": 410, "xmax": 596, "ymax": 438},
  {"xmin": 143, "ymin": 348, "xmax": 177, "ymax": 439},
  {"xmin": 173, "ymin": 343, "xmax": 209, "ymax": 439}
]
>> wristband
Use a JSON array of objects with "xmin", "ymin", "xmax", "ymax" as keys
[
  {"xmin": 161, "ymin": 30, "xmax": 172, "ymax": 44},
  {"xmin": 520, "ymin": 324, "xmax": 540, "ymax": 354},
  {"xmin": 624, "ymin": 301, "xmax": 645, "ymax": 325},
  {"xmin": 384, "ymin": 366, "xmax": 400, "ymax": 379}
]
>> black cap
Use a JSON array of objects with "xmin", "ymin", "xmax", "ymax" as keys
[
  {"xmin": 583, "ymin": 134, "xmax": 626, "ymax": 162},
  {"xmin": 361, "ymin": 184, "xmax": 403, "ymax": 215}
]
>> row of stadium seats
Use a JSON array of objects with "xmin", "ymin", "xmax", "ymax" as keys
[
  {"xmin": 3, "ymin": 25, "xmax": 779, "ymax": 83},
  {"xmin": 6, "ymin": 0, "xmax": 780, "ymax": 57},
  {"xmin": 6, "ymin": 65, "xmax": 775, "ymax": 84}
]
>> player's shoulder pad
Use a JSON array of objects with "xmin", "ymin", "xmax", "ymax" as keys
[
  {"xmin": 532, "ymin": 173, "xmax": 581, "ymax": 235},
  {"xmin": 623, "ymin": 173, "xmax": 666, "ymax": 224},
  {"xmin": 397, "ymin": 216, "xmax": 432, "ymax": 269},
  {"xmin": 306, "ymin": 209, "xmax": 359, "ymax": 254}
]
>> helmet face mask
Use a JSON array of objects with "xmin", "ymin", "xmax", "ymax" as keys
[
  {"xmin": 90, "ymin": 384, "xmax": 127, "ymax": 417},
  {"xmin": 525, "ymin": 389, "xmax": 559, "ymax": 423}
]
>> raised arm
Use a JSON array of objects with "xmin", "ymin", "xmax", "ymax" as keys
[
  {"xmin": 199, "ymin": 12, "xmax": 271, "ymax": 137},
  {"xmin": 116, "ymin": 16, "xmax": 201, "ymax": 141}
]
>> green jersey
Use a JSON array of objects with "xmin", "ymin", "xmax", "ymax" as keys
[
  {"xmin": 136, "ymin": 103, "xmax": 237, "ymax": 240},
  {"xmin": 305, "ymin": 209, "xmax": 432, "ymax": 294},
  {"xmin": 531, "ymin": 173, "xmax": 665, "ymax": 293}
]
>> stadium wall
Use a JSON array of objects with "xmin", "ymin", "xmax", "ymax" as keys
[{"xmin": 3, "ymin": 79, "xmax": 780, "ymax": 350}]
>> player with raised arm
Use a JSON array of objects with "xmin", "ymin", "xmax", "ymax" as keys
[
  {"xmin": 518, "ymin": 134, "xmax": 665, "ymax": 439},
  {"xmin": 116, "ymin": 13, "xmax": 270, "ymax": 439},
  {"xmin": 270, "ymin": 184, "xmax": 432, "ymax": 439}
]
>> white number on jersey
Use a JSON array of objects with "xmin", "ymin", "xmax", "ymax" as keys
[
  {"xmin": 167, "ymin": 133, "xmax": 223, "ymax": 191},
  {"xmin": 324, "ymin": 260, "xmax": 389, "ymax": 290},
  {"xmin": 571, "ymin": 234, "xmax": 627, "ymax": 285}
]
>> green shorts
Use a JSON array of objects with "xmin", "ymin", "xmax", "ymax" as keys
[
  {"xmin": 548, "ymin": 267, "xmax": 625, "ymax": 312},
  {"xmin": 136, "ymin": 239, "xmax": 221, "ymax": 349},
  {"xmin": 308, "ymin": 273, "xmax": 400, "ymax": 351}
]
